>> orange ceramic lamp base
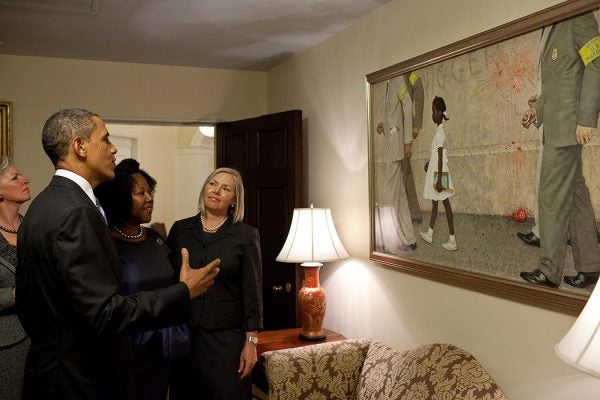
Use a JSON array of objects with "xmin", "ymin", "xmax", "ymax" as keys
[{"xmin": 298, "ymin": 263, "xmax": 326, "ymax": 340}]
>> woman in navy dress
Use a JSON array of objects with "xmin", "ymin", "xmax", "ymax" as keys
[{"xmin": 95, "ymin": 158, "xmax": 187, "ymax": 400}]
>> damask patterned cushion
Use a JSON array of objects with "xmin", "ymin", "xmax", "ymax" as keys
[
  {"xmin": 262, "ymin": 338, "xmax": 370, "ymax": 400},
  {"xmin": 356, "ymin": 342, "xmax": 507, "ymax": 400}
]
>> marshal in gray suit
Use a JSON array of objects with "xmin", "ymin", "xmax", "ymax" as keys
[{"xmin": 521, "ymin": 12, "xmax": 600, "ymax": 288}]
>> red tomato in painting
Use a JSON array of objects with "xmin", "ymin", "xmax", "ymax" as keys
[{"xmin": 512, "ymin": 207, "xmax": 527, "ymax": 223}]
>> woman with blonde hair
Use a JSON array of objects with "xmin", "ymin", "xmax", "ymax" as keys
[
  {"xmin": 0, "ymin": 156, "xmax": 31, "ymax": 399},
  {"xmin": 168, "ymin": 167, "xmax": 263, "ymax": 400}
]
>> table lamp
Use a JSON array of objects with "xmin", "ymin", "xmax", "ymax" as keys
[
  {"xmin": 276, "ymin": 205, "xmax": 349, "ymax": 340},
  {"xmin": 555, "ymin": 282, "xmax": 600, "ymax": 377}
]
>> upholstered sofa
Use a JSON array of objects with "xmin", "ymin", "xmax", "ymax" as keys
[{"xmin": 261, "ymin": 339, "xmax": 507, "ymax": 400}]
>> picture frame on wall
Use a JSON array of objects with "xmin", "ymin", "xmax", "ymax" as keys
[
  {"xmin": 367, "ymin": 0, "xmax": 600, "ymax": 314},
  {"xmin": 0, "ymin": 102, "xmax": 12, "ymax": 157}
]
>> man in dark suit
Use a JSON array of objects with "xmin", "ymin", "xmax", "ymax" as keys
[
  {"xmin": 520, "ymin": 12, "xmax": 600, "ymax": 288},
  {"xmin": 15, "ymin": 108, "xmax": 220, "ymax": 400}
]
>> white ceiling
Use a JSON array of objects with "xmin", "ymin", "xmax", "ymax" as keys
[{"xmin": 0, "ymin": 0, "xmax": 391, "ymax": 71}]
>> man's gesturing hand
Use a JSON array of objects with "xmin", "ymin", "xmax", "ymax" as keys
[{"xmin": 179, "ymin": 248, "xmax": 220, "ymax": 298}]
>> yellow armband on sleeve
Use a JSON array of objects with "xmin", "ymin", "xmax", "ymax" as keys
[
  {"xmin": 408, "ymin": 71, "xmax": 420, "ymax": 86},
  {"xmin": 397, "ymin": 85, "xmax": 408, "ymax": 102},
  {"xmin": 579, "ymin": 36, "xmax": 600, "ymax": 66}
]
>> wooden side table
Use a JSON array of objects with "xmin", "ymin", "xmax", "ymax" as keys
[
  {"xmin": 257, "ymin": 327, "xmax": 346, "ymax": 355},
  {"xmin": 252, "ymin": 327, "xmax": 346, "ymax": 398}
]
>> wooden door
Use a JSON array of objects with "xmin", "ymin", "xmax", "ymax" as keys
[{"xmin": 216, "ymin": 110, "xmax": 302, "ymax": 330}]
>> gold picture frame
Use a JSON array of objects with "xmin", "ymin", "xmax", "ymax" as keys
[
  {"xmin": 367, "ymin": 0, "xmax": 599, "ymax": 315},
  {"xmin": 0, "ymin": 102, "xmax": 13, "ymax": 157}
]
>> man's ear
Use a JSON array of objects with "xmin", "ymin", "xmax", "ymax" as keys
[{"xmin": 72, "ymin": 137, "xmax": 87, "ymax": 158}]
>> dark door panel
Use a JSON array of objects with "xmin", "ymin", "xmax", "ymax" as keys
[{"xmin": 216, "ymin": 110, "xmax": 302, "ymax": 330}]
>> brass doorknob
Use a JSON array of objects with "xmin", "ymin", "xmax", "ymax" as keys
[
  {"xmin": 272, "ymin": 283, "xmax": 293, "ymax": 293},
  {"xmin": 272, "ymin": 285, "xmax": 283, "ymax": 293}
]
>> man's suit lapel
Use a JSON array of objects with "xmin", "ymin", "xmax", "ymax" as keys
[
  {"xmin": 50, "ymin": 175, "xmax": 120, "ymax": 278},
  {"xmin": 541, "ymin": 24, "xmax": 557, "ymax": 65},
  {"xmin": 51, "ymin": 175, "xmax": 109, "ymax": 226},
  {"xmin": 51, "ymin": 175, "xmax": 96, "ymax": 208}
]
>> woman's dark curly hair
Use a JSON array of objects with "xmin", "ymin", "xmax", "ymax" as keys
[{"xmin": 94, "ymin": 158, "xmax": 156, "ymax": 228}]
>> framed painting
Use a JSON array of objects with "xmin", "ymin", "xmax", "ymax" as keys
[
  {"xmin": 0, "ymin": 102, "xmax": 12, "ymax": 157},
  {"xmin": 367, "ymin": 0, "xmax": 600, "ymax": 314}
]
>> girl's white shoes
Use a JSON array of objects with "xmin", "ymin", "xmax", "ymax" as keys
[
  {"xmin": 419, "ymin": 231, "xmax": 433, "ymax": 244},
  {"xmin": 442, "ymin": 237, "xmax": 457, "ymax": 251},
  {"xmin": 420, "ymin": 230, "xmax": 457, "ymax": 251}
]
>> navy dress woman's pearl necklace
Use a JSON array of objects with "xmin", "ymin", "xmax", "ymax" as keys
[{"xmin": 113, "ymin": 225, "xmax": 145, "ymax": 239}]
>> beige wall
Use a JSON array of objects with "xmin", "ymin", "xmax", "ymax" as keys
[
  {"xmin": 105, "ymin": 124, "xmax": 180, "ymax": 229},
  {"xmin": 268, "ymin": 0, "xmax": 600, "ymax": 399},
  {"xmin": 0, "ymin": 54, "xmax": 266, "ymax": 204},
  {"xmin": 103, "ymin": 124, "xmax": 213, "ymax": 231}
]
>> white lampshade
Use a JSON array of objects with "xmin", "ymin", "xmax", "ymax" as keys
[
  {"xmin": 555, "ymin": 283, "xmax": 600, "ymax": 377},
  {"xmin": 276, "ymin": 206, "xmax": 349, "ymax": 266}
]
